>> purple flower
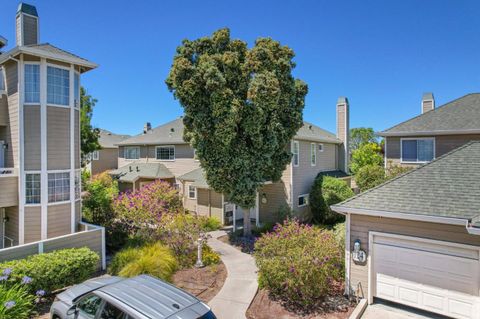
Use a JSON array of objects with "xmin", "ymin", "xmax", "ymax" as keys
[
  {"xmin": 36, "ymin": 289, "xmax": 45, "ymax": 297},
  {"xmin": 4, "ymin": 301, "xmax": 15, "ymax": 309},
  {"xmin": 2, "ymin": 268, "xmax": 12, "ymax": 276},
  {"xmin": 0, "ymin": 275, "xmax": 8, "ymax": 281},
  {"xmin": 21, "ymin": 276, "xmax": 32, "ymax": 284}
]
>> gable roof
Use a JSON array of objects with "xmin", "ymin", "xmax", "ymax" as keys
[
  {"xmin": 332, "ymin": 141, "xmax": 480, "ymax": 224},
  {"xmin": 380, "ymin": 93, "xmax": 480, "ymax": 137},
  {"xmin": 98, "ymin": 129, "xmax": 130, "ymax": 148},
  {"xmin": 178, "ymin": 168, "xmax": 210, "ymax": 189},
  {"xmin": 118, "ymin": 118, "xmax": 341, "ymax": 146},
  {"xmin": 110, "ymin": 162, "xmax": 174, "ymax": 183}
]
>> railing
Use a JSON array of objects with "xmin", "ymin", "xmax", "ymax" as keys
[
  {"xmin": 0, "ymin": 167, "xmax": 17, "ymax": 176},
  {"xmin": 0, "ymin": 222, "xmax": 106, "ymax": 270}
]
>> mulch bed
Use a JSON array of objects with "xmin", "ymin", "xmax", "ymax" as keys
[
  {"xmin": 218, "ymin": 234, "xmax": 257, "ymax": 254},
  {"xmin": 172, "ymin": 262, "xmax": 227, "ymax": 302},
  {"xmin": 246, "ymin": 284, "xmax": 355, "ymax": 319}
]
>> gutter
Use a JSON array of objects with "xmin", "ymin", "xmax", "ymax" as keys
[{"xmin": 378, "ymin": 129, "xmax": 480, "ymax": 137}]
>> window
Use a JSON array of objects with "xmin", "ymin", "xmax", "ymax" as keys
[
  {"xmin": 92, "ymin": 150, "xmax": 99, "ymax": 161},
  {"xmin": 292, "ymin": 141, "xmax": 299, "ymax": 167},
  {"xmin": 25, "ymin": 64, "xmax": 40, "ymax": 103},
  {"xmin": 48, "ymin": 172, "xmax": 70, "ymax": 203},
  {"xmin": 100, "ymin": 302, "xmax": 127, "ymax": 319},
  {"xmin": 47, "ymin": 66, "xmax": 69, "ymax": 106},
  {"xmin": 0, "ymin": 67, "xmax": 5, "ymax": 92},
  {"xmin": 74, "ymin": 72, "xmax": 80, "ymax": 108},
  {"xmin": 77, "ymin": 294, "xmax": 102, "ymax": 319},
  {"xmin": 25, "ymin": 173, "xmax": 41, "ymax": 204},
  {"xmin": 156, "ymin": 146, "xmax": 175, "ymax": 160},
  {"xmin": 124, "ymin": 147, "xmax": 140, "ymax": 160},
  {"xmin": 310, "ymin": 143, "xmax": 316, "ymax": 166},
  {"xmin": 318, "ymin": 143, "xmax": 324, "ymax": 152},
  {"xmin": 298, "ymin": 194, "xmax": 309, "ymax": 207},
  {"xmin": 75, "ymin": 170, "xmax": 81, "ymax": 200},
  {"xmin": 401, "ymin": 138, "xmax": 434, "ymax": 163},
  {"xmin": 188, "ymin": 185, "xmax": 196, "ymax": 199}
]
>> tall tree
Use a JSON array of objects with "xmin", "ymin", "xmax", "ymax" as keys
[
  {"xmin": 166, "ymin": 28, "xmax": 307, "ymax": 235},
  {"xmin": 80, "ymin": 87, "xmax": 100, "ymax": 166},
  {"xmin": 349, "ymin": 127, "xmax": 377, "ymax": 153}
]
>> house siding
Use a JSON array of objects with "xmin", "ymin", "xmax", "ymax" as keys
[
  {"xmin": 24, "ymin": 206, "xmax": 41, "ymax": 243},
  {"xmin": 47, "ymin": 107, "xmax": 70, "ymax": 170},
  {"xmin": 6, "ymin": 61, "xmax": 19, "ymax": 168},
  {"xmin": 196, "ymin": 188, "xmax": 223, "ymax": 221},
  {"xmin": 5, "ymin": 206, "xmax": 19, "ymax": 246},
  {"xmin": 90, "ymin": 148, "xmax": 119, "ymax": 175},
  {"xmin": 24, "ymin": 106, "xmax": 41, "ymax": 170},
  {"xmin": 0, "ymin": 176, "xmax": 18, "ymax": 207},
  {"xmin": 46, "ymin": 203, "xmax": 71, "ymax": 238},
  {"xmin": 348, "ymin": 214, "xmax": 480, "ymax": 298},
  {"xmin": 0, "ymin": 95, "xmax": 8, "ymax": 126},
  {"xmin": 74, "ymin": 110, "xmax": 80, "ymax": 169},
  {"xmin": 258, "ymin": 182, "xmax": 289, "ymax": 224},
  {"xmin": 182, "ymin": 181, "xmax": 198, "ymax": 213}
]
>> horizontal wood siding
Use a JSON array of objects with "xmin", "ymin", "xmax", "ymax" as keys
[
  {"xmin": 24, "ymin": 106, "xmax": 41, "ymax": 170},
  {"xmin": 47, "ymin": 107, "xmax": 70, "ymax": 170},
  {"xmin": 0, "ymin": 176, "xmax": 18, "ymax": 207},
  {"xmin": 22, "ymin": 15, "xmax": 38, "ymax": 46},
  {"xmin": 90, "ymin": 148, "xmax": 118, "ymax": 175},
  {"xmin": 349, "ymin": 214, "xmax": 480, "ymax": 298},
  {"xmin": 47, "ymin": 203, "xmax": 71, "ymax": 238},
  {"xmin": 24, "ymin": 206, "xmax": 41, "ymax": 243},
  {"xmin": 4, "ymin": 206, "xmax": 19, "ymax": 246},
  {"xmin": 74, "ymin": 110, "xmax": 80, "ymax": 169},
  {"xmin": 0, "ymin": 243, "xmax": 38, "ymax": 262},
  {"xmin": 182, "ymin": 181, "xmax": 197, "ymax": 213},
  {"xmin": 0, "ymin": 95, "xmax": 8, "ymax": 126},
  {"xmin": 259, "ymin": 182, "xmax": 289, "ymax": 224},
  {"xmin": 6, "ymin": 61, "xmax": 18, "ymax": 167},
  {"xmin": 196, "ymin": 189, "xmax": 223, "ymax": 221}
]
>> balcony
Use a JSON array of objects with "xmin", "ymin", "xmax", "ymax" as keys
[{"xmin": 0, "ymin": 168, "xmax": 18, "ymax": 207}]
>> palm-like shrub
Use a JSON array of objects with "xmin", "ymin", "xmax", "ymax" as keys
[
  {"xmin": 0, "ymin": 283, "xmax": 35, "ymax": 319},
  {"xmin": 254, "ymin": 220, "xmax": 343, "ymax": 307}
]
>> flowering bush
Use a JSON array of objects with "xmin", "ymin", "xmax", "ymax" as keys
[
  {"xmin": 113, "ymin": 180, "xmax": 183, "ymax": 239},
  {"xmin": 0, "ymin": 268, "xmax": 40, "ymax": 319},
  {"xmin": 254, "ymin": 219, "xmax": 344, "ymax": 307}
]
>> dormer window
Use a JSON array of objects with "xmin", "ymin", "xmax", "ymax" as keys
[
  {"xmin": 47, "ymin": 66, "xmax": 70, "ymax": 106},
  {"xmin": 24, "ymin": 64, "xmax": 40, "ymax": 103}
]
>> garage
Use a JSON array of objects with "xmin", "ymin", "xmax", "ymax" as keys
[{"xmin": 370, "ymin": 232, "xmax": 480, "ymax": 319}]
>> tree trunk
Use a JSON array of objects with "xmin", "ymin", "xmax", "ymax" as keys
[{"xmin": 242, "ymin": 208, "xmax": 252, "ymax": 237}]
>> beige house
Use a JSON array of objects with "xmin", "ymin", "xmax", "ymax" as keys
[
  {"xmin": 113, "ymin": 98, "xmax": 351, "ymax": 225},
  {"xmin": 86, "ymin": 129, "xmax": 129, "ymax": 176},
  {"xmin": 0, "ymin": 3, "xmax": 97, "ymax": 248},
  {"xmin": 332, "ymin": 141, "xmax": 480, "ymax": 319},
  {"xmin": 380, "ymin": 93, "xmax": 480, "ymax": 168}
]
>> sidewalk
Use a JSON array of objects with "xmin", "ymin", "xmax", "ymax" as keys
[{"xmin": 208, "ymin": 230, "xmax": 258, "ymax": 319}]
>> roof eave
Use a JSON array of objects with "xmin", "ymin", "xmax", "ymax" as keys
[
  {"xmin": 294, "ymin": 137, "xmax": 342, "ymax": 144},
  {"xmin": 379, "ymin": 129, "xmax": 480, "ymax": 137}
]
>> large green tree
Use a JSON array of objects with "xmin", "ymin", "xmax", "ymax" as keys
[
  {"xmin": 349, "ymin": 127, "xmax": 377, "ymax": 153},
  {"xmin": 80, "ymin": 87, "xmax": 100, "ymax": 166},
  {"xmin": 166, "ymin": 28, "xmax": 308, "ymax": 235}
]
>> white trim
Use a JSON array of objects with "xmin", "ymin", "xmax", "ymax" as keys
[
  {"xmin": 23, "ymin": 62, "xmax": 40, "ymax": 105},
  {"xmin": 383, "ymin": 137, "xmax": 387, "ymax": 169},
  {"xmin": 101, "ymin": 226, "xmax": 106, "ymax": 270},
  {"xmin": 155, "ymin": 145, "xmax": 176, "ymax": 161},
  {"xmin": 297, "ymin": 193, "xmax": 309, "ymax": 207},
  {"xmin": 289, "ymin": 162, "xmax": 293, "ymax": 209},
  {"xmin": 124, "ymin": 146, "xmax": 140, "ymax": 160},
  {"xmin": 92, "ymin": 150, "xmax": 99, "ymax": 161},
  {"xmin": 318, "ymin": 143, "xmax": 324, "ymax": 152},
  {"xmin": 380, "ymin": 129, "xmax": 480, "ymax": 137},
  {"xmin": 310, "ymin": 143, "xmax": 316, "ymax": 166},
  {"xmin": 47, "ymin": 200, "xmax": 73, "ymax": 207},
  {"xmin": 400, "ymin": 137, "xmax": 435, "ymax": 164},
  {"xmin": 0, "ymin": 66, "xmax": 6, "ymax": 95},
  {"xmin": 188, "ymin": 185, "xmax": 197, "ymax": 199},
  {"xmin": 292, "ymin": 140, "xmax": 299, "ymax": 167},
  {"xmin": 69, "ymin": 65, "xmax": 75, "ymax": 233},
  {"xmin": 344, "ymin": 213, "xmax": 351, "ymax": 296},
  {"xmin": 40, "ymin": 58, "xmax": 47, "ymax": 240},
  {"xmin": 46, "ymin": 64, "xmax": 71, "ymax": 107},
  {"xmin": 255, "ymin": 191, "xmax": 260, "ymax": 227},
  {"xmin": 18, "ymin": 55, "xmax": 25, "ymax": 244}
]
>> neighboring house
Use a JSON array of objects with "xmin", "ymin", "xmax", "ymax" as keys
[
  {"xmin": 380, "ymin": 93, "xmax": 480, "ymax": 168},
  {"xmin": 113, "ymin": 98, "xmax": 352, "ymax": 225},
  {"xmin": 332, "ymin": 141, "xmax": 480, "ymax": 319},
  {"xmin": 0, "ymin": 4, "xmax": 97, "ymax": 248},
  {"xmin": 86, "ymin": 129, "xmax": 129, "ymax": 176}
]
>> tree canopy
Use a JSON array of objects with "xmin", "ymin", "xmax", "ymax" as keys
[
  {"xmin": 166, "ymin": 28, "xmax": 307, "ymax": 233},
  {"xmin": 80, "ymin": 87, "xmax": 101, "ymax": 165},
  {"xmin": 349, "ymin": 127, "xmax": 377, "ymax": 153},
  {"xmin": 350, "ymin": 142, "xmax": 383, "ymax": 174}
]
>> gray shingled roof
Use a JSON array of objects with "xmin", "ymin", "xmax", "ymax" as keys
[
  {"xmin": 178, "ymin": 168, "xmax": 210, "ymax": 189},
  {"xmin": 380, "ymin": 93, "xmax": 480, "ymax": 136},
  {"xmin": 99, "ymin": 129, "xmax": 130, "ymax": 148},
  {"xmin": 118, "ymin": 118, "xmax": 341, "ymax": 146},
  {"xmin": 332, "ymin": 141, "xmax": 480, "ymax": 222},
  {"xmin": 110, "ymin": 163, "xmax": 174, "ymax": 183}
]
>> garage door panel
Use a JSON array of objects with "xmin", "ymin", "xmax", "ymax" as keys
[{"xmin": 372, "ymin": 234, "xmax": 480, "ymax": 319}]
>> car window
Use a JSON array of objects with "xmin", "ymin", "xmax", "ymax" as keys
[
  {"xmin": 77, "ymin": 294, "xmax": 103, "ymax": 318},
  {"xmin": 100, "ymin": 302, "xmax": 127, "ymax": 319}
]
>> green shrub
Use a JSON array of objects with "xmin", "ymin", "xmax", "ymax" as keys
[
  {"xmin": 0, "ymin": 248, "xmax": 99, "ymax": 294},
  {"xmin": 254, "ymin": 220, "xmax": 343, "ymax": 307},
  {"xmin": 0, "ymin": 284, "xmax": 35, "ymax": 319},
  {"xmin": 310, "ymin": 176, "xmax": 354, "ymax": 225},
  {"xmin": 333, "ymin": 222, "xmax": 346, "ymax": 251},
  {"xmin": 202, "ymin": 245, "xmax": 221, "ymax": 266},
  {"xmin": 350, "ymin": 142, "xmax": 383, "ymax": 174},
  {"xmin": 355, "ymin": 164, "xmax": 386, "ymax": 192},
  {"xmin": 111, "ymin": 242, "xmax": 177, "ymax": 281},
  {"xmin": 199, "ymin": 216, "xmax": 222, "ymax": 231}
]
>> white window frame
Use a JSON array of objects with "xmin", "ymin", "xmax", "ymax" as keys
[
  {"xmin": 74, "ymin": 71, "xmax": 80, "ymax": 109},
  {"xmin": 188, "ymin": 185, "xmax": 197, "ymax": 199},
  {"xmin": 46, "ymin": 63, "xmax": 70, "ymax": 108},
  {"xmin": 92, "ymin": 150, "xmax": 99, "ymax": 161},
  {"xmin": 310, "ymin": 143, "xmax": 316, "ymax": 166},
  {"xmin": 47, "ymin": 170, "xmax": 71, "ymax": 204},
  {"xmin": 318, "ymin": 143, "xmax": 324, "ymax": 152},
  {"xmin": 292, "ymin": 141, "xmax": 299, "ymax": 167},
  {"xmin": 400, "ymin": 137, "xmax": 435, "ymax": 164},
  {"xmin": 25, "ymin": 171, "xmax": 41, "ymax": 206},
  {"xmin": 298, "ymin": 194, "xmax": 309, "ymax": 207},
  {"xmin": 155, "ymin": 145, "xmax": 175, "ymax": 161},
  {"xmin": 0, "ymin": 67, "xmax": 6, "ymax": 95},
  {"xmin": 124, "ymin": 146, "xmax": 140, "ymax": 160},
  {"xmin": 24, "ymin": 62, "xmax": 41, "ymax": 105}
]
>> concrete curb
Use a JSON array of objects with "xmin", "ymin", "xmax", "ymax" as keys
[{"xmin": 349, "ymin": 299, "xmax": 368, "ymax": 319}]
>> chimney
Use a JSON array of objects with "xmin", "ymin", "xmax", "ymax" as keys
[
  {"xmin": 143, "ymin": 122, "xmax": 151, "ymax": 134},
  {"xmin": 421, "ymin": 93, "xmax": 435, "ymax": 114},
  {"xmin": 16, "ymin": 3, "xmax": 39, "ymax": 46},
  {"xmin": 336, "ymin": 97, "xmax": 350, "ymax": 173}
]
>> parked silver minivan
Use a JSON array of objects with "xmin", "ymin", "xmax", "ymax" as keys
[{"xmin": 50, "ymin": 275, "xmax": 216, "ymax": 319}]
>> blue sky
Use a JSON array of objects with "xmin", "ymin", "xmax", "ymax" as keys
[{"xmin": 1, "ymin": 0, "xmax": 479, "ymax": 136}]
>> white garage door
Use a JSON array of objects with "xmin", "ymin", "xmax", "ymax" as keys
[{"xmin": 371, "ymin": 233, "xmax": 480, "ymax": 319}]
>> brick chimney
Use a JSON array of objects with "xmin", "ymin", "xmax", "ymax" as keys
[
  {"xmin": 336, "ymin": 97, "xmax": 350, "ymax": 173},
  {"xmin": 143, "ymin": 122, "xmax": 152, "ymax": 134},
  {"xmin": 421, "ymin": 93, "xmax": 435, "ymax": 114},
  {"xmin": 16, "ymin": 3, "xmax": 39, "ymax": 46}
]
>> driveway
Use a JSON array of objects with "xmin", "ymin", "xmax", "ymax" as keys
[{"xmin": 362, "ymin": 300, "xmax": 451, "ymax": 319}]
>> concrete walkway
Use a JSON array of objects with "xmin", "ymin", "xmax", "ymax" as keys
[
  {"xmin": 207, "ymin": 230, "xmax": 258, "ymax": 319},
  {"xmin": 362, "ymin": 301, "xmax": 450, "ymax": 319}
]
